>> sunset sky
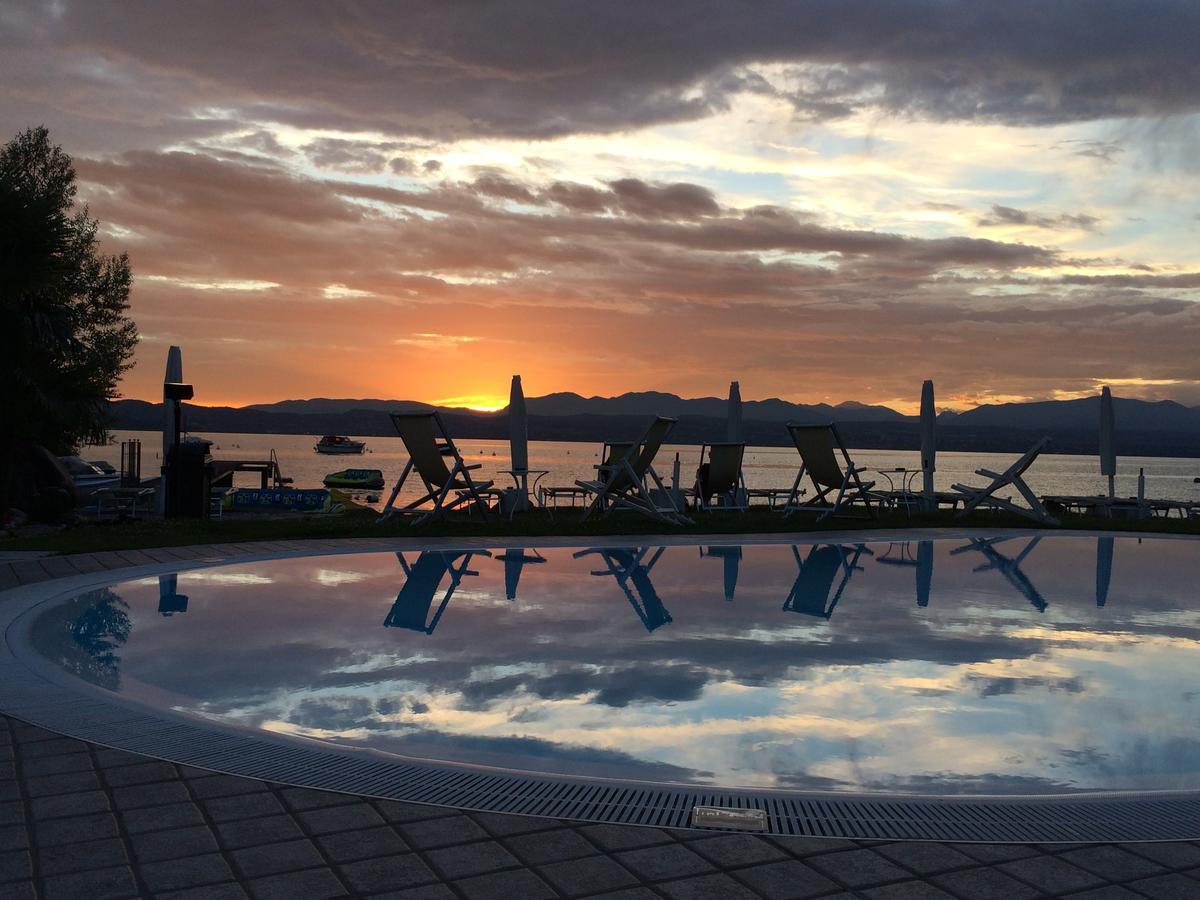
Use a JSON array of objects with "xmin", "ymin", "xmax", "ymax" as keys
[{"xmin": 4, "ymin": 1, "xmax": 1199, "ymax": 412}]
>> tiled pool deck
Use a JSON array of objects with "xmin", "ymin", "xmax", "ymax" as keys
[{"xmin": 2, "ymin": 540, "xmax": 1200, "ymax": 900}]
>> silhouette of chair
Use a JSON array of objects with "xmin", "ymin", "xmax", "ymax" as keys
[
  {"xmin": 951, "ymin": 536, "xmax": 1049, "ymax": 612},
  {"xmin": 700, "ymin": 545, "xmax": 742, "ymax": 601},
  {"xmin": 576, "ymin": 417, "xmax": 690, "ymax": 524},
  {"xmin": 379, "ymin": 411, "xmax": 497, "ymax": 525},
  {"xmin": 693, "ymin": 442, "xmax": 748, "ymax": 511},
  {"xmin": 384, "ymin": 549, "xmax": 491, "ymax": 633},
  {"xmin": 783, "ymin": 544, "xmax": 871, "ymax": 619},
  {"xmin": 877, "ymin": 540, "xmax": 935, "ymax": 607},
  {"xmin": 492, "ymin": 548, "xmax": 546, "ymax": 600},
  {"xmin": 575, "ymin": 546, "xmax": 673, "ymax": 632},
  {"xmin": 781, "ymin": 423, "xmax": 877, "ymax": 521},
  {"xmin": 951, "ymin": 438, "xmax": 1057, "ymax": 525}
]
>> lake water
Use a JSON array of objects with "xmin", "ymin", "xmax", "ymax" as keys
[
  {"xmin": 32, "ymin": 535, "xmax": 1200, "ymax": 795},
  {"xmin": 94, "ymin": 430, "xmax": 1200, "ymax": 510}
]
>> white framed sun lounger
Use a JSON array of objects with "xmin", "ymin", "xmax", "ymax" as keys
[
  {"xmin": 575, "ymin": 417, "xmax": 691, "ymax": 525},
  {"xmin": 781, "ymin": 422, "xmax": 877, "ymax": 522},
  {"xmin": 951, "ymin": 437, "xmax": 1057, "ymax": 525},
  {"xmin": 693, "ymin": 442, "xmax": 748, "ymax": 511}
]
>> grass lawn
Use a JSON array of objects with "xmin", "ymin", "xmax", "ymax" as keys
[{"xmin": 3, "ymin": 504, "xmax": 1198, "ymax": 554}]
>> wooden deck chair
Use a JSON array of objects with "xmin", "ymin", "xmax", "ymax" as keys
[
  {"xmin": 782, "ymin": 423, "xmax": 877, "ymax": 521},
  {"xmin": 782, "ymin": 544, "xmax": 871, "ymax": 619},
  {"xmin": 693, "ymin": 442, "xmax": 747, "ymax": 511},
  {"xmin": 575, "ymin": 547, "xmax": 673, "ymax": 632},
  {"xmin": 384, "ymin": 550, "xmax": 491, "ymax": 633},
  {"xmin": 379, "ymin": 411, "xmax": 497, "ymax": 525},
  {"xmin": 576, "ymin": 417, "xmax": 690, "ymax": 524},
  {"xmin": 951, "ymin": 437, "xmax": 1057, "ymax": 525},
  {"xmin": 950, "ymin": 536, "xmax": 1048, "ymax": 612}
]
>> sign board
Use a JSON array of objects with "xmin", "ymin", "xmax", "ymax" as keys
[
  {"xmin": 691, "ymin": 805, "xmax": 767, "ymax": 831},
  {"xmin": 226, "ymin": 488, "xmax": 335, "ymax": 512}
]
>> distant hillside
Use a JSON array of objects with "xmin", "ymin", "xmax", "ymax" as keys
[{"xmin": 107, "ymin": 393, "xmax": 1200, "ymax": 458}]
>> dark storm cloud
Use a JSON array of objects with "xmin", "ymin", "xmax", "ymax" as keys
[
  {"xmin": 978, "ymin": 204, "xmax": 1101, "ymax": 232},
  {"xmin": 4, "ymin": 0, "xmax": 1199, "ymax": 149}
]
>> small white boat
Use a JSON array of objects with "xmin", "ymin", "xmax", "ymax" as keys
[
  {"xmin": 59, "ymin": 456, "xmax": 120, "ymax": 497},
  {"xmin": 315, "ymin": 435, "xmax": 366, "ymax": 455}
]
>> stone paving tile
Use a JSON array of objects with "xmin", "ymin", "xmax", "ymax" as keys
[
  {"xmin": 1059, "ymin": 844, "xmax": 1168, "ymax": 881},
  {"xmin": 0, "ymin": 823, "xmax": 28, "ymax": 851},
  {"xmin": 1128, "ymin": 841, "xmax": 1200, "ymax": 869},
  {"xmin": 537, "ymin": 853, "xmax": 639, "ymax": 896},
  {"xmin": 203, "ymin": 791, "xmax": 286, "ymax": 823},
  {"xmin": 140, "ymin": 852, "xmax": 237, "ymax": 893},
  {"xmin": 368, "ymin": 886, "xmax": 458, "ymax": 900},
  {"xmin": 1127, "ymin": 872, "xmax": 1200, "ymax": 900},
  {"xmin": 101, "ymin": 759, "xmax": 183, "ymax": 787},
  {"xmin": 129, "ymin": 823, "xmax": 221, "ymax": 862},
  {"xmin": 339, "ymin": 852, "xmax": 439, "ymax": 894},
  {"xmin": 214, "ymin": 814, "xmax": 305, "ymax": 850},
  {"xmin": 247, "ymin": 867, "xmax": 348, "ymax": 900},
  {"xmin": 730, "ymin": 858, "xmax": 839, "ymax": 900},
  {"xmin": 504, "ymin": 827, "xmax": 598, "ymax": 865},
  {"xmin": 861, "ymin": 881, "xmax": 958, "ymax": 900},
  {"xmin": 807, "ymin": 847, "xmax": 911, "ymax": 888},
  {"xmin": 932, "ymin": 865, "xmax": 1043, "ymax": 900},
  {"xmin": 659, "ymin": 871, "xmax": 763, "ymax": 899},
  {"xmin": 470, "ymin": 810, "xmax": 561, "ymax": 836},
  {"xmin": 686, "ymin": 832, "xmax": 790, "ymax": 869},
  {"xmin": 230, "ymin": 837, "xmax": 326, "ymax": 878},
  {"xmin": 397, "ymin": 813, "xmax": 490, "ymax": 849},
  {"xmin": 41, "ymin": 863, "xmax": 139, "ymax": 900},
  {"xmin": 30, "ymin": 788, "xmax": 110, "ymax": 819},
  {"xmin": 35, "ymin": 810, "xmax": 120, "ymax": 846},
  {"xmin": 279, "ymin": 785, "xmax": 359, "ymax": 812},
  {"xmin": 120, "ymin": 800, "xmax": 208, "ymax": 834},
  {"xmin": 764, "ymin": 835, "xmax": 859, "ymax": 857},
  {"xmin": 93, "ymin": 747, "xmax": 149, "ymax": 769},
  {"xmin": 188, "ymin": 774, "xmax": 271, "ymax": 799},
  {"xmin": 313, "ymin": 823, "xmax": 409, "ymax": 863},
  {"xmin": 582, "ymin": 890, "xmax": 662, "ymax": 900},
  {"xmin": 999, "ymin": 853, "xmax": 1108, "ymax": 894},
  {"xmin": 579, "ymin": 823, "xmax": 675, "ymax": 852},
  {"xmin": 38, "ymin": 836, "xmax": 128, "ymax": 875},
  {"xmin": 20, "ymin": 751, "xmax": 94, "ymax": 777},
  {"xmin": 1062, "ymin": 887, "xmax": 1149, "ymax": 900},
  {"xmin": 111, "ymin": 779, "xmax": 192, "ymax": 809},
  {"xmin": 452, "ymin": 867, "xmax": 558, "ymax": 900},
  {"xmin": 25, "ymin": 769, "xmax": 102, "ymax": 797},
  {"xmin": 298, "ymin": 801, "xmax": 386, "ymax": 835},
  {"xmin": 0, "ymin": 801, "xmax": 29, "ymax": 826},
  {"xmin": 374, "ymin": 799, "xmax": 457, "ymax": 823},
  {"xmin": 875, "ymin": 840, "xmax": 975, "ymax": 875},
  {"xmin": 426, "ymin": 838, "xmax": 521, "ymax": 879},
  {"xmin": 0, "ymin": 847, "xmax": 33, "ymax": 883},
  {"xmin": 955, "ymin": 842, "xmax": 1044, "ymax": 864},
  {"xmin": 615, "ymin": 842, "xmax": 715, "ymax": 882},
  {"xmin": 158, "ymin": 884, "xmax": 250, "ymax": 900}
]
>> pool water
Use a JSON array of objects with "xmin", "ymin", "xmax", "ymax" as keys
[{"xmin": 32, "ymin": 535, "xmax": 1200, "ymax": 796}]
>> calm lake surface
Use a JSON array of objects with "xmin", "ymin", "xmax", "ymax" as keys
[{"xmin": 96, "ymin": 430, "xmax": 1200, "ymax": 509}]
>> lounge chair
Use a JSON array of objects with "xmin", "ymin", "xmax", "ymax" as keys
[
  {"xmin": 540, "ymin": 442, "xmax": 632, "ymax": 511},
  {"xmin": 384, "ymin": 550, "xmax": 491, "ymax": 633},
  {"xmin": 781, "ymin": 423, "xmax": 877, "ymax": 521},
  {"xmin": 692, "ymin": 442, "xmax": 747, "ymax": 511},
  {"xmin": 782, "ymin": 544, "xmax": 871, "ymax": 619},
  {"xmin": 575, "ymin": 547, "xmax": 672, "ymax": 632},
  {"xmin": 379, "ymin": 411, "xmax": 498, "ymax": 525},
  {"xmin": 576, "ymin": 417, "xmax": 690, "ymax": 524},
  {"xmin": 951, "ymin": 437, "xmax": 1057, "ymax": 525}
]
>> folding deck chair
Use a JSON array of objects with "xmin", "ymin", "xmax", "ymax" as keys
[
  {"xmin": 951, "ymin": 536, "xmax": 1048, "ymax": 612},
  {"xmin": 575, "ymin": 417, "xmax": 690, "ymax": 525},
  {"xmin": 575, "ymin": 547, "xmax": 673, "ymax": 632},
  {"xmin": 384, "ymin": 549, "xmax": 492, "ymax": 633},
  {"xmin": 782, "ymin": 544, "xmax": 872, "ymax": 619},
  {"xmin": 379, "ymin": 411, "xmax": 497, "ymax": 525},
  {"xmin": 951, "ymin": 437, "xmax": 1057, "ymax": 525},
  {"xmin": 781, "ymin": 423, "xmax": 877, "ymax": 521},
  {"xmin": 692, "ymin": 442, "xmax": 748, "ymax": 511}
]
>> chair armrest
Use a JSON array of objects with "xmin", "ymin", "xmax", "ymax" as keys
[{"xmin": 463, "ymin": 463, "xmax": 483, "ymax": 471}]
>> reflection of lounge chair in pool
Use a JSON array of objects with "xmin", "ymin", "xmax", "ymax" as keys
[
  {"xmin": 492, "ymin": 548, "xmax": 546, "ymax": 600},
  {"xmin": 699, "ymin": 545, "xmax": 742, "ymax": 601},
  {"xmin": 877, "ymin": 540, "xmax": 935, "ymax": 607},
  {"xmin": 783, "ymin": 544, "xmax": 871, "ymax": 619},
  {"xmin": 951, "ymin": 536, "xmax": 1048, "ymax": 612},
  {"xmin": 385, "ymin": 550, "xmax": 492, "ymax": 633},
  {"xmin": 951, "ymin": 438, "xmax": 1057, "ymax": 525},
  {"xmin": 379, "ymin": 411, "xmax": 497, "ymax": 526},
  {"xmin": 575, "ymin": 547, "xmax": 673, "ymax": 632}
]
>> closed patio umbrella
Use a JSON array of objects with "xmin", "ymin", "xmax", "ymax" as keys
[
  {"xmin": 158, "ymin": 346, "xmax": 183, "ymax": 514},
  {"xmin": 920, "ymin": 380, "xmax": 936, "ymax": 512},
  {"xmin": 509, "ymin": 375, "xmax": 528, "ymax": 474},
  {"xmin": 1099, "ymin": 386, "xmax": 1116, "ymax": 499},
  {"xmin": 727, "ymin": 381, "xmax": 743, "ymax": 443}
]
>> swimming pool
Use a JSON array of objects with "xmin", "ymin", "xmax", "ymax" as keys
[{"xmin": 7, "ymin": 532, "xmax": 1200, "ymax": 840}]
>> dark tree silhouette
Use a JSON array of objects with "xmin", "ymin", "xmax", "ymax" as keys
[{"xmin": 0, "ymin": 126, "xmax": 138, "ymax": 516}]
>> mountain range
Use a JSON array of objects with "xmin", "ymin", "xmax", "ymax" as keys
[{"xmin": 109, "ymin": 392, "xmax": 1200, "ymax": 458}]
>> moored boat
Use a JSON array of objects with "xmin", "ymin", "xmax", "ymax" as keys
[
  {"xmin": 314, "ymin": 435, "xmax": 366, "ymax": 454},
  {"xmin": 323, "ymin": 468, "xmax": 385, "ymax": 489}
]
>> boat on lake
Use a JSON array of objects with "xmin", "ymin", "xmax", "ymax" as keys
[{"xmin": 314, "ymin": 435, "xmax": 366, "ymax": 454}]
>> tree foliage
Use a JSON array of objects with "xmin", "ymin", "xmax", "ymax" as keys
[{"xmin": 0, "ymin": 126, "xmax": 138, "ymax": 511}]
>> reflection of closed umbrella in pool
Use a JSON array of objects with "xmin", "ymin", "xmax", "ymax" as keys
[
  {"xmin": 157, "ymin": 574, "xmax": 188, "ymax": 616},
  {"xmin": 700, "ymin": 545, "xmax": 742, "ymax": 601},
  {"xmin": 576, "ymin": 546, "xmax": 672, "ymax": 632},
  {"xmin": 492, "ymin": 548, "xmax": 546, "ymax": 600},
  {"xmin": 385, "ymin": 550, "xmax": 492, "ymax": 634},
  {"xmin": 782, "ymin": 544, "xmax": 871, "ymax": 619},
  {"xmin": 1096, "ymin": 536, "xmax": 1115, "ymax": 607},
  {"xmin": 877, "ymin": 540, "xmax": 935, "ymax": 607},
  {"xmin": 951, "ymin": 536, "xmax": 1048, "ymax": 612}
]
